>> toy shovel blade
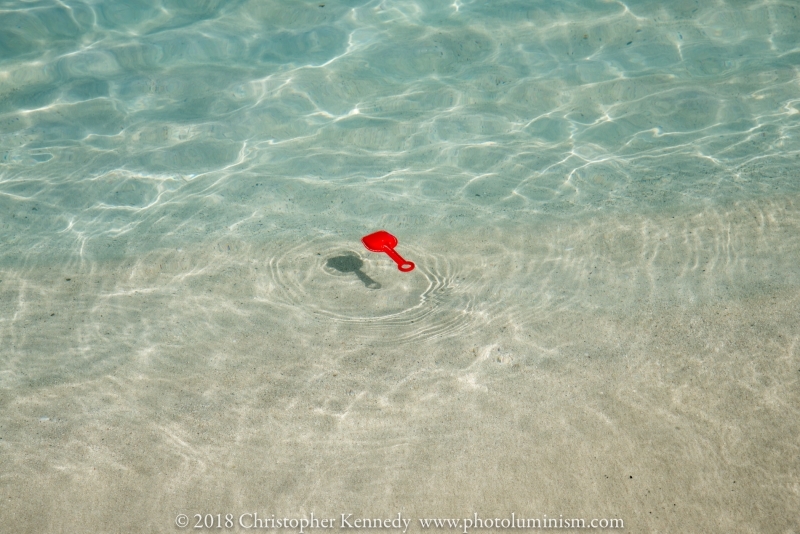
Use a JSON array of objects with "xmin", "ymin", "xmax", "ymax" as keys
[{"xmin": 362, "ymin": 230, "xmax": 415, "ymax": 272}]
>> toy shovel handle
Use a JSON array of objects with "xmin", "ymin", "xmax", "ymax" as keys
[{"xmin": 382, "ymin": 245, "xmax": 415, "ymax": 272}]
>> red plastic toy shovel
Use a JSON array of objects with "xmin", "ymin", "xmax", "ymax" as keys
[{"xmin": 362, "ymin": 230, "xmax": 415, "ymax": 272}]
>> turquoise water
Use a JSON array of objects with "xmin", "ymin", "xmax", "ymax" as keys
[
  {"xmin": 1, "ymin": 1, "xmax": 799, "ymax": 532},
  {"xmin": 2, "ymin": 0, "xmax": 798, "ymax": 263}
]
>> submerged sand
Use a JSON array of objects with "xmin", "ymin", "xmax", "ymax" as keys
[{"xmin": 1, "ymin": 194, "xmax": 798, "ymax": 533}]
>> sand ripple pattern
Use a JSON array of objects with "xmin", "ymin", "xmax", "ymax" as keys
[{"xmin": 259, "ymin": 234, "xmax": 483, "ymax": 344}]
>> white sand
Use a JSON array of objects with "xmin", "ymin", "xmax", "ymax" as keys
[{"xmin": 1, "ymin": 194, "xmax": 798, "ymax": 532}]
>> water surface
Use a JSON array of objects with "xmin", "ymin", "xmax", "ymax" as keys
[{"xmin": 1, "ymin": 1, "xmax": 799, "ymax": 532}]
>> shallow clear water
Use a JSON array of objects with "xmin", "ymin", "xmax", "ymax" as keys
[{"xmin": 1, "ymin": 1, "xmax": 799, "ymax": 532}]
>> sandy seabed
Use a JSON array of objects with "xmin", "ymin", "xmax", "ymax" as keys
[{"xmin": 1, "ymin": 194, "xmax": 798, "ymax": 533}]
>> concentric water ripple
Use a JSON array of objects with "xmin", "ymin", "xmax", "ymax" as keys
[{"xmin": 258, "ymin": 233, "xmax": 487, "ymax": 343}]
